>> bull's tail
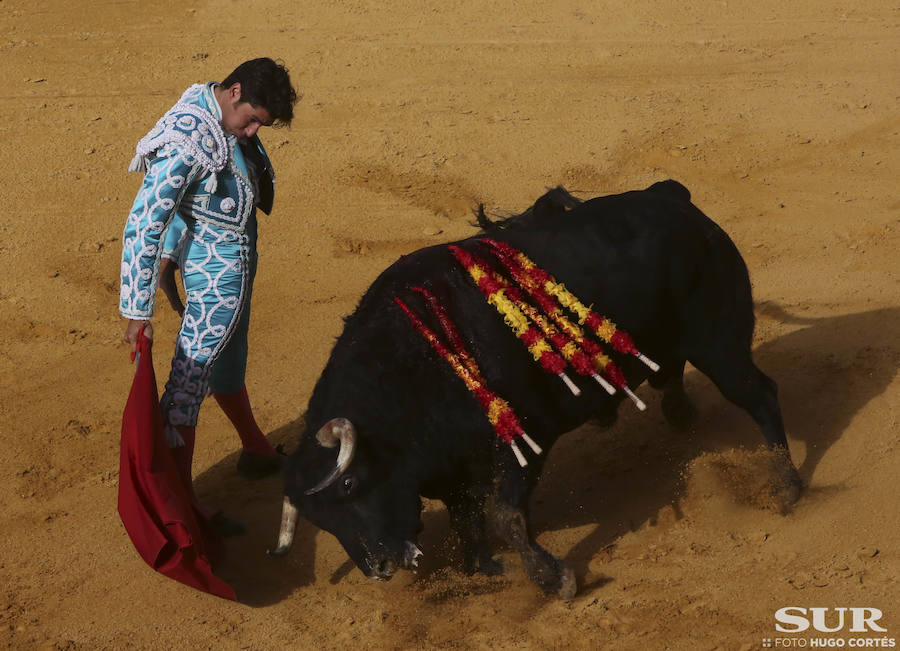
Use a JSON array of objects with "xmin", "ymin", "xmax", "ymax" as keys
[
  {"xmin": 473, "ymin": 203, "xmax": 497, "ymax": 230},
  {"xmin": 473, "ymin": 186, "xmax": 583, "ymax": 231}
]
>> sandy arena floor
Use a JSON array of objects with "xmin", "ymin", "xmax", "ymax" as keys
[{"xmin": 1, "ymin": 0, "xmax": 898, "ymax": 648}]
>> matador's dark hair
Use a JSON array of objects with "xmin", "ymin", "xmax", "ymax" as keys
[{"xmin": 222, "ymin": 58, "xmax": 299, "ymax": 127}]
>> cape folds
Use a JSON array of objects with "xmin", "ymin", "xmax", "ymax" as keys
[{"xmin": 118, "ymin": 330, "xmax": 236, "ymax": 600}]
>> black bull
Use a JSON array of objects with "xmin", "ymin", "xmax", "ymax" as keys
[{"xmin": 272, "ymin": 181, "xmax": 802, "ymax": 598}]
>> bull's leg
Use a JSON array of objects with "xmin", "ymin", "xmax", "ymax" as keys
[
  {"xmin": 445, "ymin": 488, "xmax": 503, "ymax": 576},
  {"xmin": 490, "ymin": 472, "xmax": 577, "ymax": 598},
  {"xmin": 693, "ymin": 355, "xmax": 788, "ymax": 448},
  {"xmin": 674, "ymin": 241, "xmax": 802, "ymax": 501},
  {"xmin": 649, "ymin": 359, "xmax": 697, "ymax": 430},
  {"xmin": 689, "ymin": 351, "xmax": 802, "ymax": 502}
]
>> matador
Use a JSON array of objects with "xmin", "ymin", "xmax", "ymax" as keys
[{"xmin": 119, "ymin": 58, "xmax": 298, "ymax": 530}]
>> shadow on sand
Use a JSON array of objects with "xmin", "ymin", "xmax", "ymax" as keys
[{"xmin": 195, "ymin": 305, "xmax": 899, "ymax": 605}]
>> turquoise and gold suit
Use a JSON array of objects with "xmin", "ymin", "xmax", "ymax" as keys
[{"xmin": 120, "ymin": 83, "xmax": 275, "ymax": 445}]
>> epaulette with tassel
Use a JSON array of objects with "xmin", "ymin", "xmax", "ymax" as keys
[{"xmin": 128, "ymin": 87, "xmax": 228, "ymax": 187}]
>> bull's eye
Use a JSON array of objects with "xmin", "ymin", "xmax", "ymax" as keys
[{"xmin": 341, "ymin": 475, "xmax": 356, "ymax": 495}]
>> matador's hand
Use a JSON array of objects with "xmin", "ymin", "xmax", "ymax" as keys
[{"xmin": 124, "ymin": 319, "xmax": 153, "ymax": 354}]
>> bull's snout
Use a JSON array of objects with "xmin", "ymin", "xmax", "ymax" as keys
[
  {"xmin": 364, "ymin": 541, "xmax": 423, "ymax": 580},
  {"xmin": 369, "ymin": 557, "xmax": 398, "ymax": 581}
]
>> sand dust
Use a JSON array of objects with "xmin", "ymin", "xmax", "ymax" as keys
[{"xmin": 2, "ymin": 0, "xmax": 898, "ymax": 648}]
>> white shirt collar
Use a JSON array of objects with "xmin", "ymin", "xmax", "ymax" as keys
[{"xmin": 205, "ymin": 82, "xmax": 223, "ymax": 121}]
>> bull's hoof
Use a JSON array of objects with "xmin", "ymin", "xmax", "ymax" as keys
[
  {"xmin": 770, "ymin": 453, "xmax": 804, "ymax": 513},
  {"xmin": 778, "ymin": 465, "xmax": 804, "ymax": 507},
  {"xmin": 557, "ymin": 565, "xmax": 577, "ymax": 599},
  {"xmin": 528, "ymin": 554, "xmax": 577, "ymax": 598}
]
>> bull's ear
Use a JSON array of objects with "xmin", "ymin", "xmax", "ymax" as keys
[{"xmin": 306, "ymin": 418, "xmax": 357, "ymax": 495}]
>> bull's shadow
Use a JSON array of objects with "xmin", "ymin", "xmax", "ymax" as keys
[
  {"xmin": 192, "ymin": 418, "xmax": 312, "ymax": 607},
  {"xmin": 530, "ymin": 304, "xmax": 899, "ymax": 588},
  {"xmin": 194, "ymin": 305, "xmax": 898, "ymax": 604}
]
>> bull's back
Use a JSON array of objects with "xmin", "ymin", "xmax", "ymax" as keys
[
  {"xmin": 495, "ymin": 184, "xmax": 724, "ymax": 341},
  {"xmin": 307, "ymin": 182, "xmax": 753, "ymax": 477},
  {"xmin": 370, "ymin": 182, "xmax": 746, "ymax": 351}
]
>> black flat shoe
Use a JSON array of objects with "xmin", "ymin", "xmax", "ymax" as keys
[
  {"xmin": 211, "ymin": 510, "xmax": 246, "ymax": 537},
  {"xmin": 236, "ymin": 446, "xmax": 284, "ymax": 480}
]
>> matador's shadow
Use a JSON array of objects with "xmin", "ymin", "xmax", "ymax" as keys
[{"xmin": 194, "ymin": 305, "xmax": 899, "ymax": 605}]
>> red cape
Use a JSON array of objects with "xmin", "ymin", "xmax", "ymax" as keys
[{"xmin": 117, "ymin": 331, "xmax": 236, "ymax": 600}]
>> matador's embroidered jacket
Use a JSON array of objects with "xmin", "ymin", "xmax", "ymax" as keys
[{"xmin": 119, "ymin": 83, "xmax": 274, "ymax": 320}]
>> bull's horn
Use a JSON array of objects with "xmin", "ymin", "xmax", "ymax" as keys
[
  {"xmin": 304, "ymin": 417, "xmax": 357, "ymax": 495},
  {"xmin": 267, "ymin": 496, "xmax": 298, "ymax": 556}
]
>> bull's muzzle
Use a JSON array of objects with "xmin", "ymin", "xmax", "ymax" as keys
[{"xmin": 364, "ymin": 541, "xmax": 424, "ymax": 580}]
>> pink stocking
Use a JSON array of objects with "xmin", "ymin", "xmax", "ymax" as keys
[{"xmin": 212, "ymin": 385, "xmax": 276, "ymax": 457}]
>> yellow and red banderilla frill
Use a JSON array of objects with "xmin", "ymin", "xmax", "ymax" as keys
[
  {"xmin": 395, "ymin": 293, "xmax": 541, "ymax": 467},
  {"xmin": 478, "ymin": 246, "xmax": 622, "ymax": 394},
  {"xmin": 482, "ymin": 265, "xmax": 618, "ymax": 396},
  {"xmin": 449, "ymin": 245, "xmax": 580, "ymax": 397},
  {"xmin": 485, "ymin": 239, "xmax": 660, "ymax": 373},
  {"xmin": 483, "ymin": 239, "xmax": 655, "ymax": 409}
]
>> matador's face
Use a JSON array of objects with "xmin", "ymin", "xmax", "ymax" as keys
[{"xmin": 218, "ymin": 82, "xmax": 273, "ymax": 143}]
